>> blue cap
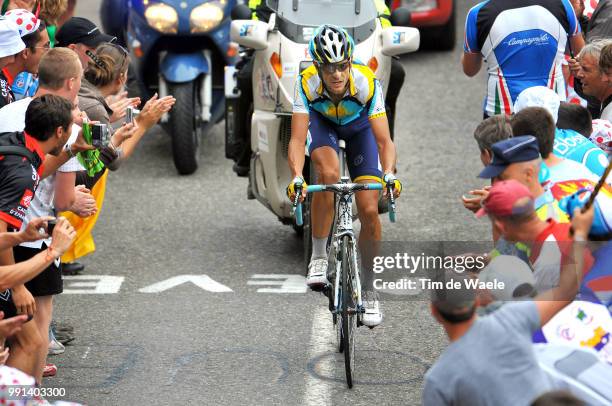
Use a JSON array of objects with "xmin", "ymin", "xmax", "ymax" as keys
[{"xmin": 479, "ymin": 135, "xmax": 541, "ymax": 179}]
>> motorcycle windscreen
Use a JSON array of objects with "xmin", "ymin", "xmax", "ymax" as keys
[{"xmin": 267, "ymin": 0, "xmax": 378, "ymax": 44}]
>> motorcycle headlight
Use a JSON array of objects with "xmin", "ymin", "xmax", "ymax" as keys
[
  {"xmin": 190, "ymin": 2, "xmax": 224, "ymax": 33},
  {"xmin": 145, "ymin": 3, "xmax": 179, "ymax": 34}
]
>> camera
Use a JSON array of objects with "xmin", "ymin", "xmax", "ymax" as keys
[
  {"xmin": 126, "ymin": 107, "xmax": 140, "ymax": 124},
  {"xmin": 47, "ymin": 219, "xmax": 56, "ymax": 235},
  {"xmin": 91, "ymin": 123, "xmax": 112, "ymax": 148}
]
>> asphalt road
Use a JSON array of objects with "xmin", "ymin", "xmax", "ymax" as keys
[{"xmin": 45, "ymin": 1, "xmax": 491, "ymax": 404}]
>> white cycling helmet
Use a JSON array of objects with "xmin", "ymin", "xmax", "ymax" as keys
[{"xmin": 309, "ymin": 24, "xmax": 354, "ymax": 64}]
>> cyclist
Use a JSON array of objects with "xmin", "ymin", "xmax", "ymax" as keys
[
  {"xmin": 231, "ymin": 0, "xmax": 405, "ymax": 176},
  {"xmin": 287, "ymin": 25, "xmax": 401, "ymax": 327}
]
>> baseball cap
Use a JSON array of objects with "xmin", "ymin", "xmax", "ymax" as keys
[
  {"xmin": 514, "ymin": 86, "xmax": 561, "ymax": 124},
  {"xmin": 479, "ymin": 255, "xmax": 536, "ymax": 301},
  {"xmin": 56, "ymin": 17, "xmax": 115, "ymax": 48},
  {"xmin": 4, "ymin": 9, "xmax": 40, "ymax": 37},
  {"xmin": 0, "ymin": 16, "xmax": 26, "ymax": 58},
  {"xmin": 476, "ymin": 179, "xmax": 535, "ymax": 218},
  {"xmin": 430, "ymin": 270, "xmax": 476, "ymax": 320},
  {"xmin": 478, "ymin": 135, "xmax": 541, "ymax": 179}
]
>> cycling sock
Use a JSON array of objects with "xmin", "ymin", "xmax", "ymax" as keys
[{"xmin": 311, "ymin": 237, "xmax": 328, "ymax": 260}]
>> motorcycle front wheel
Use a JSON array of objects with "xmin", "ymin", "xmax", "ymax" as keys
[{"xmin": 168, "ymin": 81, "xmax": 201, "ymax": 175}]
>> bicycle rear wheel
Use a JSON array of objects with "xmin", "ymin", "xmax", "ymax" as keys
[{"xmin": 341, "ymin": 235, "xmax": 357, "ymax": 388}]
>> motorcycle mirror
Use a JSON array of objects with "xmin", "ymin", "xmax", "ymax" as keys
[
  {"xmin": 390, "ymin": 7, "xmax": 412, "ymax": 27},
  {"xmin": 231, "ymin": 4, "xmax": 252, "ymax": 20}
]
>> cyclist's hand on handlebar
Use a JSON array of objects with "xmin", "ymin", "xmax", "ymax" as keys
[
  {"xmin": 383, "ymin": 173, "xmax": 402, "ymax": 199},
  {"xmin": 287, "ymin": 176, "xmax": 307, "ymax": 203}
]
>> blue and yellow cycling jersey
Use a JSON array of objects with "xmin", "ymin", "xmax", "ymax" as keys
[{"xmin": 293, "ymin": 61, "xmax": 386, "ymax": 125}]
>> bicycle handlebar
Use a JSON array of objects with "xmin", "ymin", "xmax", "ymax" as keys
[{"xmin": 291, "ymin": 182, "xmax": 397, "ymax": 225}]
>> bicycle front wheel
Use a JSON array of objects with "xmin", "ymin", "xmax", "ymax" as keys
[{"xmin": 341, "ymin": 235, "xmax": 357, "ymax": 388}]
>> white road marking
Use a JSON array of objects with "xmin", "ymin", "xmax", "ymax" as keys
[
  {"xmin": 82, "ymin": 346, "xmax": 91, "ymax": 359},
  {"xmin": 304, "ymin": 306, "xmax": 334, "ymax": 406},
  {"xmin": 138, "ymin": 275, "xmax": 233, "ymax": 293},
  {"xmin": 247, "ymin": 274, "xmax": 307, "ymax": 293},
  {"xmin": 63, "ymin": 275, "xmax": 125, "ymax": 294}
]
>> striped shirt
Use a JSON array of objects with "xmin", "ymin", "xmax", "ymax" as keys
[{"xmin": 464, "ymin": 0, "xmax": 581, "ymax": 116}]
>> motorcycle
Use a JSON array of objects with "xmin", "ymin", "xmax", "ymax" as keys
[
  {"xmin": 100, "ymin": 0, "xmax": 239, "ymax": 175},
  {"xmin": 226, "ymin": 0, "xmax": 419, "ymax": 263}
]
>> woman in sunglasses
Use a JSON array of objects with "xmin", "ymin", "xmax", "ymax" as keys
[{"xmin": 287, "ymin": 24, "xmax": 402, "ymax": 328}]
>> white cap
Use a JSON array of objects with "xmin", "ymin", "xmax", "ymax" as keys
[
  {"xmin": 514, "ymin": 86, "xmax": 561, "ymax": 124},
  {"xmin": 479, "ymin": 255, "xmax": 536, "ymax": 301},
  {"xmin": 0, "ymin": 16, "xmax": 26, "ymax": 59}
]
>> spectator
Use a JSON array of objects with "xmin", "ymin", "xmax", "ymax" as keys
[
  {"xmin": 472, "ymin": 114, "xmax": 513, "ymax": 166},
  {"xmin": 478, "ymin": 136, "xmax": 569, "ymax": 223},
  {"xmin": 574, "ymin": 39, "xmax": 612, "ymax": 121},
  {"xmin": 81, "ymin": 43, "xmax": 174, "ymax": 164},
  {"xmin": 55, "ymin": 17, "xmax": 142, "ymax": 124},
  {"xmin": 511, "ymin": 107, "xmax": 603, "ymax": 197},
  {"xmin": 55, "ymin": 17, "xmax": 115, "ymax": 70},
  {"xmin": 462, "ymin": 0, "xmax": 584, "ymax": 118},
  {"xmin": 477, "ymin": 180, "xmax": 593, "ymax": 289},
  {"xmin": 422, "ymin": 184, "xmax": 594, "ymax": 405},
  {"xmin": 0, "ymin": 95, "xmax": 77, "ymax": 383},
  {"xmin": 0, "ymin": 16, "xmax": 25, "ymax": 104},
  {"xmin": 462, "ymin": 115, "xmax": 512, "ymax": 214},
  {"xmin": 0, "ymin": 47, "xmax": 94, "ymax": 177},
  {"xmin": 0, "ymin": 47, "xmax": 135, "ymax": 380},
  {"xmin": 557, "ymin": 102, "xmax": 593, "ymax": 138},
  {"xmin": 1, "ymin": 10, "xmax": 48, "ymax": 104},
  {"xmin": 514, "ymin": 86, "xmax": 609, "ymax": 177}
]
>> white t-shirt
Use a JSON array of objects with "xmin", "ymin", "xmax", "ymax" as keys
[{"xmin": 0, "ymin": 97, "xmax": 83, "ymax": 249}]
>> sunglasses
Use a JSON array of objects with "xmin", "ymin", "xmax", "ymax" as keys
[{"xmin": 317, "ymin": 61, "xmax": 351, "ymax": 74}]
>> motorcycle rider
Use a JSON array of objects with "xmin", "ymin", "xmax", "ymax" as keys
[
  {"xmin": 231, "ymin": 0, "xmax": 406, "ymax": 177},
  {"xmin": 287, "ymin": 25, "xmax": 402, "ymax": 328}
]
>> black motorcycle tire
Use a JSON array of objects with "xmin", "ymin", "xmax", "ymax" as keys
[{"xmin": 168, "ymin": 81, "xmax": 200, "ymax": 175}]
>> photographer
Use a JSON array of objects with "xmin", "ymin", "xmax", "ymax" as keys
[
  {"xmin": 0, "ymin": 95, "xmax": 77, "ymax": 383},
  {"xmin": 80, "ymin": 42, "xmax": 175, "ymax": 169}
]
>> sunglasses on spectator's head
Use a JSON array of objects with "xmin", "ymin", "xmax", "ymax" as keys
[
  {"xmin": 317, "ymin": 60, "xmax": 351, "ymax": 74},
  {"xmin": 108, "ymin": 42, "xmax": 128, "ymax": 56}
]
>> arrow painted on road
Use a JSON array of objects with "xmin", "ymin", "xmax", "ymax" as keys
[{"xmin": 138, "ymin": 275, "xmax": 233, "ymax": 293}]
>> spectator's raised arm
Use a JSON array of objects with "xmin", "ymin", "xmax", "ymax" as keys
[{"xmin": 534, "ymin": 206, "xmax": 594, "ymax": 326}]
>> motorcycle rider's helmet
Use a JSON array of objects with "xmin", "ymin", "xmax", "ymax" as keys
[{"xmin": 309, "ymin": 24, "xmax": 354, "ymax": 65}]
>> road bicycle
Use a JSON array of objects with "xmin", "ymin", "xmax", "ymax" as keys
[{"xmin": 292, "ymin": 140, "xmax": 396, "ymax": 388}]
